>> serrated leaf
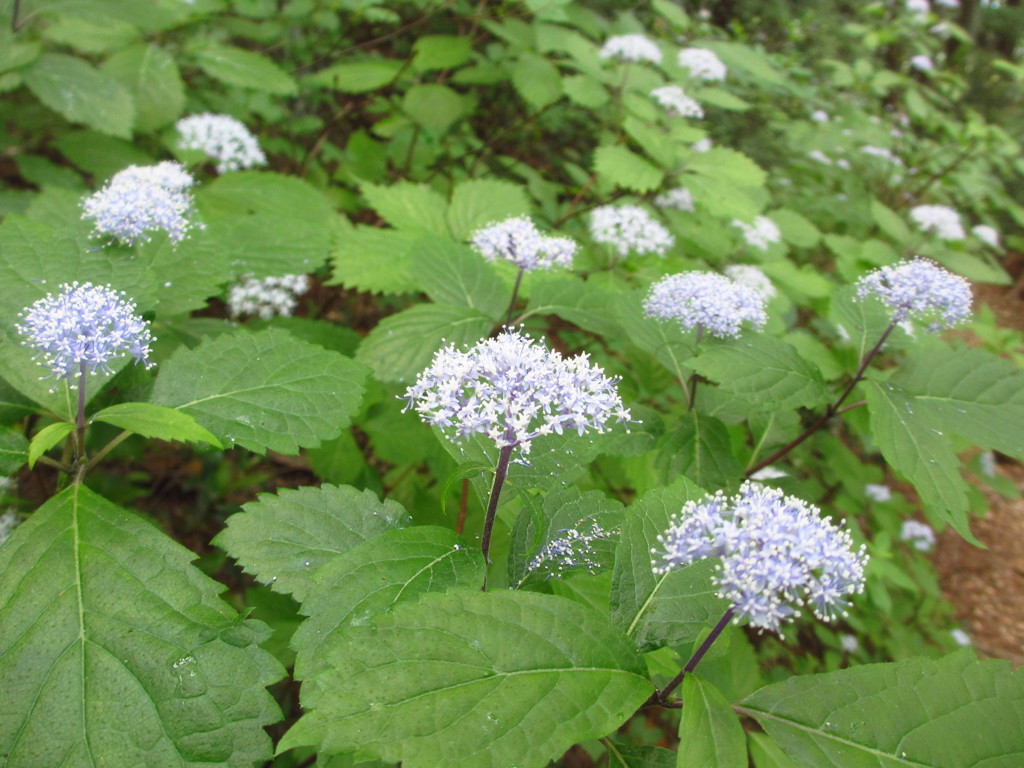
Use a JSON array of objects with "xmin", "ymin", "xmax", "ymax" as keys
[
  {"xmin": 403, "ymin": 83, "xmax": 464, "ymax": 133},
  {"xmin": 687, "ymin": 147, "xmax": 766, "ymax": 187},
  {"xmin": 282, "ymin": 590, "xmax": 651, "ymax": 768},
  {"xmin": 865, "ymin": 380, "xmax": 970, "ymax": 539},
  {"xmin": 411, "ymin": 238, "xmax": 509, "ymax": 320},
  {"xmin": 355, "ymin": 303, "xmax": 494, "ymax": 383},
  {"xmin": 655, "ymin": 412, "xmax": 744, "ymax": 493},
  {"xmin": 0, "ymin": 484, "xmax": 282, "ymax": 767},
  {"xmin": 525, "ymin": 277, "xmax": 621, "ymax": 337},
  {"xmin": 361, "ymin": 182, "xmax": 449, "ymax": 236},
  {"xmin": 604, "ymin": 741, "xmax": 676, "ymax": 768},
  {"xmin": 512, "ymin": 51, "xmax": 562, "ymax": 109},
  {"xmin": 0, "ymin": 427, "xmax": 28, "ymax": 475},
  {"xmin": 55, "ymin": 130, "xmax": 153, "ymax": 180},
  {"xmin": 610, "ymin": 479, "xmax": 731, "ymax": 652},
  {"xmin": 679, "ymin": 675, "xmax": 748, "ymax": 768},
  {"xmin": 152, "ymin": 328, "xmax": 368, "ymax": 455},
  {"xmin": 770, "ymin": 208, "xmax": 820, "ymax": 248},
  {"xmin": 829, "ymin": 285, "xmax": 894, "ymax": 364},
  {"xmin": 871, "ymin": 199, "xmax": 912, "ymax": 243},
  {"xmin": 27, "ymin": 421, "xmax": 73, "ymax": 468},
  {"xmin": 25, "ymin": 53, "xmax": 135, "ymax": 138},
  {"xmin": 292, "ymin": 526, "xmax": 484, "ymax": 680},
  {"xmin": 615, "ymin": 292, "xmax": 694, "ymax": 382},
  {"xmin": 737, "ymin": 651, "xmax": 1024, "ymax": 768},
  {"xmin": 446, "ymin": 179, "xmax": 532, "ymax": 240},
  {"xmin": 689, "ymin": 336, "xmax": 831, "ymax": 412},
  {"xmin": 308, "ymin": 59, "xmax": 403, "ymax": 93},
  {"xmin": 412, "ymin": 35, "xmax": 473, "ymax": 71},
  {"xmin": 594, "ymin": 145, "xmax": 664, "ymax": 193},
  {"xmin": 91, "ymin": 402, "xmax": 222, "ymax": 447},
  {"xmin": 102, "ymin": 43, "xmax": 184, "ymax": 131},
  {"xmin": 329, "ymin": 221, "xmax": 419, "ymax": 294},
  {"xmin": 194, "ymin": 42, "xmax": 297, "ymax": 95},
  {"xmin": 214, "ymin": 484, "xmax": 409, "ymax": 602}
]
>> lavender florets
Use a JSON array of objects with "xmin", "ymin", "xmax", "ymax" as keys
[
  {"xmin": 589, "ymin": 205, "xmax": 675, "ymax": 258},
  {"xmin": 176, "ymin": 113, "xmax": 267, "ymax": 174},
  {"xmin": 470, "ymin": 216, "xmax": 577, "ymax": 272},
  {"xmin": 855, "ymin": 257, "xmax": 972, "ymax": 330},
  {"xmin": 644, "ymin": 271, "xmax": 768, "ymax": 339}
]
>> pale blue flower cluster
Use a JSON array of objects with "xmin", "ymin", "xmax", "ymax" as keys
[
  {"xmin": 523, "ymin": 521, "xmax": 614, "ymax": 582},
  {"xmin": 589, "ymin": 205, "xmax": 675, "ymax": 258},
  {"xmin": 652, "ymin": 482, "xmax": 868, "ymax": 635},
  {"xmin": 228, "ymin": 273, "xmax": 309, "ymax": 319},
  {"xmin": 855, "ymin": 257, "xmax": 972, "ymax": 330},
  {"xmin": 470, "ymin": 216, "xmax": 576, "ymax": 272},
  {"xmin": 403, "ymin": 328, "xmax": 631, "ymax": 455},
  {"xmin": 909, "ymin": 204, "xmax": 964, "ymax": 240},
  {"xmin": 677, "ymin": 48, "xmax": 727, "ymax": 82},
  {"xmin": 176, "ymin": 113, "xmax": 267, "ymax": 174},
  {"xmin": 81, "ymin": 162, "xmax": 197, "ymax": 246},
  {"xmin": 17, "ymin": 282, "xmax": 154, "ymax": 386},
  {"xmin": 900, "ymin": 520, "xmax": 936, "ymax": 552},
  {"xmin": 650, "ymin": 86, "xmax": 704, "ymax": 119},
  {"xmin": 644, "ymin": 271, "xmax": 767, "ymax": 338}
]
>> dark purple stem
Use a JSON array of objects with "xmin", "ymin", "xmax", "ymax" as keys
[
  {"xmin": 480, "ymin": 443, "xmax": 515, "ymax": 590},
  {"xmin": 505, "ymin": 268, "xmax": 525, "ymax": 326},
  {"xmin": 653, "ymin": 608, "xmax": 735, "ymax": 706}
]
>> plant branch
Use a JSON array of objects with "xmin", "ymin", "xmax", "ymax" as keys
[
  {"xmin": 480, "ymin": 443, "xmax": 515, "ymax": 589},
  {"xmin": 651, "ymin": 609, "xmax": 735, "ymax": 706}
]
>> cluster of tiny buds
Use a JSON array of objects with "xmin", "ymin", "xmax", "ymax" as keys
[
  {"xmin": 677, "ymin": 47, "xmax": 727, "ymax": 81},
  {"xmin": 599, "ymin": 34, "xmax": 663, "ymax": 64},
  {"xmin": 650, "ymin": 86, "xmax": 704, "ymax": 119},
  {"xmin": 854, "ymin": 257, "xmax": 972, "ymax": 330},
  {"xmin": 900, "ymin": 520, "xmax": 937, "ymax": 553},
  {"xmin": 16, "ymin": 282, "xmax": 154, "ymax": 388},
  {"xmin": 518, "ymin": 521, "xmax": 615, "ymax": 585},
  {"xmin": 589, "ymin": 205, "xmax": 675, "ymax": 258},
  {"xmin": 81, "ymin": 162, "xmax": 198, "ymax": 246},
  {"xmin": 645, "ymin": 271, "xmax": 768, "ymax": 339},
  {"xmin": 909, "ymin": 204, "xmax": 965, "ymax": 241},
  {"xmin": 470, "ymin": 216, "xmax": 576, "ymax": 272},
  {"xmin": 403, "ymin": 328, "xmax": 632, "ymax": 456},
  {"xmin": 731, "ymin": 215, "xmax": 782, "ymax": 251},
  {"xmin": 652, "ymin": 482, "xmax": 868, "ymax": 636},
  {"xmin": 176, "ymin": 113, "xmax": 267, "ymax": 174},
  {"xmin": 227, "ymin": 274, "xmax": 310, "ymax": 319}
]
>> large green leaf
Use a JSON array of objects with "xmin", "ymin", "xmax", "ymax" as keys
[
  {"xmin": 446, "ymin": 179, "xmax": 532, "ymax": 240},
  {"xmin": 151, "ymin": 328, "xmax": 369, "ymax": 455},
  {"xmin": 193, "ymin": 42, "xmax": 297, "ymax": 95},
  {"xmin": 329, "ymin": 221, "xmax": 420, "ymax": 294},
  {"xmin": 687, "ymin": 147, "xmax": 766, "ymax": 187},
  {"xmin": 512, "ymin": 51, "xmax": 563, "ymax": 109},
  {"xmin": 403, "ymin": 84, "xmax": 464, "ymax": 133},
  {"xmin": 355, "ymin": 303, "xmax": 494, "ymax": 383},
  {"xmin": 0, "ymin": 485, "xmax": 282, "ymax": 767},
  {"xmin": 829, "ymin": 285, "xmax": 894, "ymax": 365},
  {"xmin": 594, "ymin": 145, "xmax": 664, "ymax": 193},
  {"xmin": 615, "ymin": 291, "xmax": 695, "ymax": 383},
  {"xmin": 655, "ymin": 412, "xmax": 744, "ymax": 491},
  {"xmin": 214, "ymin": 484, "xmax": 409, "ymax": 603},
  {"xmin": 25, "ymin": 53, "xmax": 134, "ymax": 138},
  {"xmin": 281, "ymin": 590, "xmax": 651, "ymax": 768},
  {"xmin": 689, "ymin": 336, "xmax": 831, "ymax": 412},
  {"xmin": 91, "ymin": 402, "xmax": 222, "ymax": 447},
  {"xmin": 679, "ymin": 675, "xmax": 748, "ymax": 768},
  {"xmin": 102, "ymin": 43, "xmax": 184, "ymax": 131},
  {"xmin": 610, "ymin": 479, "xmax": 731, "ymax": 651},
  {"xmin": 0, "ymin": 427, "xmax": 28, "ymax": 474},
  {"xmin": 737, "ymin": 651, "xmax": 1024, "ymax": 767},
  {"xmin": 361, "ymin": 182, "xmax": 449, "ymax": 236},
  {"xmin": 524, "ymin": 277, "xmax": 621, "ymax": 337},
  {"xmin": 411, "ymin": 238, "xmax": 509, "ymax": 320},
  {"xmin": 307, "ymin": 59, "xmax": 403, "ymax": 93},
  {"xmin": 292, "ymin": 526, "xmax": 484, "ymax": 680}
]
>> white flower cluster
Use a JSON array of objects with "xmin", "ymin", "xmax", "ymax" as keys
[
  {"xmin": 855, "ymin": 257, "xmax": 972, "ymax": 330},
  {"xmin": 650, "ymin": 85, "xmax": 704, "ymax": 119},
  {"xmin": 808, "ymin": 150, "xmax": 833, "ymax": 165},
  {"xmin": 403, "ymin": 328, "xmax": 632, "ymax": 456},
  {"xmin": 599, "ymin": 34, "xmax": 662, "ymax": 64},
  {"xmin": 860, "ymin": 145, "xmax": 904, "ymax": 166},
  {"xmin": 470, "ymin": 216, "xmax": 576, "ymax": 272},
  {"xmin": 907, "ymin": 0, "xmax": 930, "ymax": 12},
  {"xmin": 0, "ymin": 509, "xmax": 20, "ymax": 545},
  {"xmin": 910, "ymin": 204, "xmax": 965, "ymax": 240},
  {"xmin": 950, "ymin": 628, "xmax": 971, "ymax": 646},
  {"xmin": 864, "ymin": 483, "xmax": 892, "ymax": 503},
  {"xmin": 653, "ymin": 483, "xmax": 868, "ymax": 635},
  {"xmin": 589, "ymin": 205, "xmax": 675, "ymax": 258},
  {"xmin": 677, "ymin": 47, "xmax": 727, "ymax": 82},
  {"xmin": 910, "ymin": 54, "xmax": 935, "ymax": 72},
  {"xmin": 176, "ymin": 113, "xmax": 267, "ymax": 174},
  {"xmin": 644, "ymin": 271, "xmax": 768, "ymax": 338},
  {"xmin": 228, "ymin": 274, "xmax": 310, "ymax": 319},
  {"xmin": 732, "ymin": 215, "xmax": 782, "ymax": 251},
  {"xmin": 900, "ymin": 520, "xmax": 937, "ymax": 552},
  {"xmin": 839, "ymin": 634, "xmax": 860, "ymax": 653},
  {"xmin": 810, "ymin": 110, "xmax": 830, "ymax": 123},
  {"xmin": 692, "ymin": 138, "xmax": 713, "ymax": 153},
  {"xmin": 724, "ymin": 264, "xmax": 777, "ymax": 300},
  {"xmin": 972, "ymin": 224, "xmax": 1000, "ymax": 248},
  {"xmin": 654, "ymin": 187, "xmax": 695, "ymax": 212},
  {"xmin": 82, "ymin": 162, "xmax": 198, "ymax": 246}
]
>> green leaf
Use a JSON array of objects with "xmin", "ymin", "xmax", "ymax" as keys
[
  {"xmin": 512, "ymin": 51, "xmax": 563, "ymax": 109},
  {"xmin": 770, "ymin": 208, "xmax": 821, "ymax": 248},
  {"xmin": 563, "ymin": 74, "xmax": 609, "ymax": 108},
  {"xmin": 689, "ymin": 336, "xmax": 831, "ymax": 412},
  {"xmin": 525, "ymin": 277, "xmax": 621, "ymax": 337},
  {"xmin": 594, "ymin": 145, "xmax": 664, "ymax": 193},
  {"xmin": 693, "ymin": 87, "xmax": 750, "ymax": 111},
  {"xmin": 615, "ymin": 292, "xmax": 694, "ymax": 382},
  {"xmin": 282, "ymin": 590, "xmax": 651, "ymax": 768},
  {"xmin": 214, "ymin": 484, "xmax": 409, "ymax": 603},
  {"xmin": 27, "ymin": 422, "xmax": 72, "ymax": 469},
  {"xmin": 292, "ymin": 526, "xmax": 484, "ymax": 680},
  {"xmin": 0, "ymin": 485, "xmax": 282, "ymax": 767},
  {"xmin": 0, "ymin": 427, "xmax": 28, "ymax": 475},
  {"xmin": 446, "ymin": 179, "xmax": 532, "ymax": 240},
  {"xmin": 39, "ymin": 14, "xmax": 140, "ymax": 55},
  {"xmin": 25, "ymin": 53, "xmax": 134, "ymax": 138},
  {"xmin": 193, "ymin": 42, "xmax": 297, "ymax": 95},
  {"xmin": 102, "ymin": 43, "xmax": 184, "ymax": 131},
  {"xmin": 412, "ymin": 35, "xmax": 473, "ymax": 71},
  {"xmin": 403, "ymin": 84, "xmax": 464, "ymax": 133},
  {"xmin": 329, "ymin": 221, "xmax": 419, "ymax": 294},
  {"xmin": 361, "ymin": 181, "xmax": 449, "ymax": 236},
  {"xmin": 687, "ymin": 147, "xmax": 766, "ymax": 188},
  {"xmin": 738, "ymin": 651, "xmax": 1024, "ymax": 768},
  {"xmin": 411, "ymin": 238, "xmax": 509, "ymax": 320},
  {"xmin": 610, "ymin": 479, "xmax": 731, "ymax": 651},
  {"xmin": 655, "ymin": 412, "xmax": 744, "ymax": 492},
  {"xmin": 871, "ymin": 199, "xmax": 912, "ymax": 243},
  {"xmin": 865, "ymin": 380, "xmax": 971, "ymax": 539},
  {"xmin": 91, "ymin": 402, "xmax": 222, "ymax": 447},
  {"xmin": 829, "ymin": 285, "xmax": 894, "ymax": 365},
  {"xmin": 307, "ymin": 59, "xmax": 403, "ymax": 93},
  {"xmin": 604, "ymin": 741, "xmax": 677, "ymax": 768},
  {"xmin": 152, "ymin": 328, "xmax": 368, "ymax": 455},
  {"xmin": 55, "ymin": 130, "xmax": 153, "ymax": 180},
  {"xmin": 679, "ymin": 676, "xmax": 748, "ymax": 768},
  {"xmin": 355, "ymin": 303, "xmax": 494, "ymax": 383}
]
